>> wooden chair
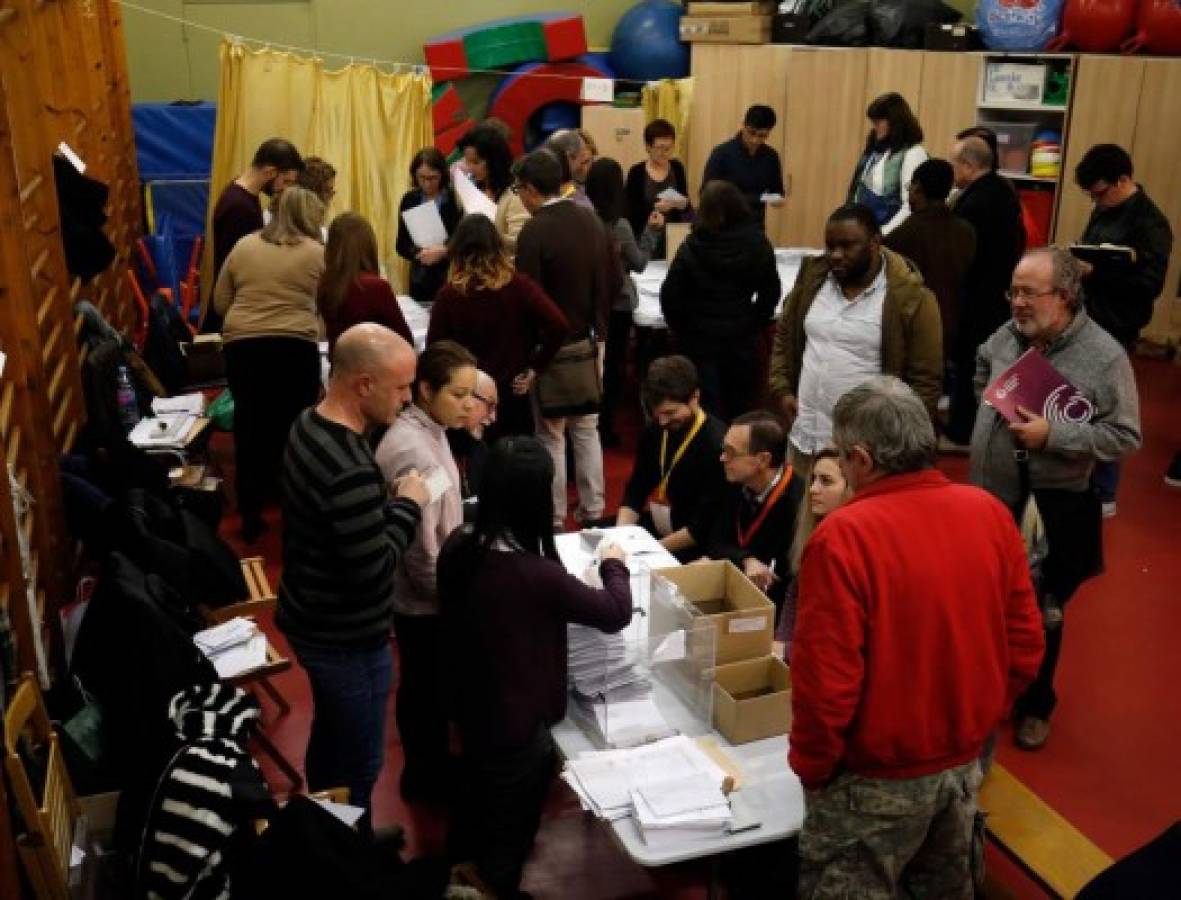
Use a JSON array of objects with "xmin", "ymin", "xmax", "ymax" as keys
[
  {"xmin": 198, "ymin": 556, "xmax": 302, "ymax": 793},
  {"xmin": 2, "ymin": 673, "xmax": 80, "ymax": 900},
  {"xmin": 980, "ymin": 763, "xmax": 1113, "ymax": 899}
]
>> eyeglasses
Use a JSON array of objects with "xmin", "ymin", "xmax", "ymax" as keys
[
  {"xmin": 1084, "ymin": 182, "xmax": 1113, "ymax": 203},
  {"xmin": 473, "ymin": 392, "xmax": 498, "ymax": 411},
  {"xmin": 720, "ymin": 446, "xmax": 754, "ymax": 461},
  {"xmin": 1005, "ymin": 288, "xmax": 1059, "ymax": 302}
]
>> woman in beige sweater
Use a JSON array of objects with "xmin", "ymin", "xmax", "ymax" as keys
[{"xmin": 214, "ymin": 185, "xmax": 325, "ymax": 542}]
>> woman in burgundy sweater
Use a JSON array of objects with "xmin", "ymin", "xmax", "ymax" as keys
[
  {"xmin": 427, "ymin": 215, "xmax": 569, "ymax": 439},
  {"xmin": 317, "ymin": 212, "xmax": 413, "ymax": 355},
  {"xmin": 438, "ymin": 436, "xmax": 632, "ymax": 897}
]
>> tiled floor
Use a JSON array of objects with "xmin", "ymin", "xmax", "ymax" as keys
[{"xmin": 218, "ymin": 356, "xmax": 1181, "ymax": 898}]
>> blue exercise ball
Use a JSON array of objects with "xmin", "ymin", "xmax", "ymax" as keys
[{"xmin": 610, "ymin": 0, "xmax": 689, "ymax": 82}]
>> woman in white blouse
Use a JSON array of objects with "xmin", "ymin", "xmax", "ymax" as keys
[{"xmin": 847, "ymin": 92, "xmax": 927, "ymax": 235}]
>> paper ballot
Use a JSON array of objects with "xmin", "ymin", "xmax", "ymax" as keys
[
  {"xmin": 424, "ymin": 467, "xmax": 452, "ymax": 504},
  {"xmin": 400, "ymin": 200, "xmax": 449, "ymax": 249},
  {"xmin": 656, "ymin": 187, "xmax": 688, "ymax": 207},
  {"xmin": 760, "ymin": 192, "xmax": 785, "ymax": 204},
  {"xmin": 452, "ymin": 165, "xmax": 499, "ymax": 222}
]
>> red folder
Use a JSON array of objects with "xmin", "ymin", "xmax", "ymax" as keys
[{"xmin": 983, "ymin": 349, "xmax": 1094, "ymax": 424}]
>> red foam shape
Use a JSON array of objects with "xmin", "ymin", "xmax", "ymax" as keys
[
  {"xmin": 432, "ymin": 85, "xmax": 465, "ymax": 135},
  {"xmin": 436, "ymin": 119, "xmax": 476, "ymax": 158},
  {"xmin": 425, "ymin": 39, "xmax": 468, "ymax": 82},
  {"xmin": 489, "ymin": 62, "xmax": 610, "ymax": 158},
  {"xmin": 543, "ymin": 16, "xmax": 588, "ymax": 61}
]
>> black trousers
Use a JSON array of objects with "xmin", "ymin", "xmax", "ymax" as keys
[
  {"xmin": 223, "ymin": 337, "xmax": 320, "ymax": 528},
  {"xmin": 392, "ymin": 613, "xmax": 450, "ymax": 788},
  {"xmin": 448, "ymin": 725, "xmax": 556, "ymax": 898},
  {"xmin": 687, "ymin": 342, "xmax": 758, "ymax": 423},
  {"xmin": 600, "ymin": 309, "xmax": 633, "ymax": 436}
]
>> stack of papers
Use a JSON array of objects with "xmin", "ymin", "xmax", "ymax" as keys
[
  {"xmin": 194, "ymin": 617, "xmax": 268, "ymax": 678},
  {"xmin": 152, "ymin": 392, "xmax": 206, "ymax": 416},
  {"xmin": 561, "ymin": 735, "xmax": 733, "ymax": 843},
  {"xmin": 128, "ymin": 413, "xmax": 196, "ymax": 449}
]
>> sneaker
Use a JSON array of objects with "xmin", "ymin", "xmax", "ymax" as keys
[
  {"xmin": 1015, "ymin": 716, "xmax": 1051, "ymax": 751},
  {"xmin": 1102, "ymin": 501, "xmax": 1117, "ymax": 519},
  {"xmin": 1165, "ymin": 452, "xmax": 1181, "ymax": 488},
  {"xmin": 937, "ymin": 436, "xmax": 971, "ymax": 456}
]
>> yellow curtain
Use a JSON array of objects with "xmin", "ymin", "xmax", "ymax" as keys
[
  {"xmin": 641, "ymin": 77, "xmax": 694, "ymax": 162},
  {"xmin": 204, "ymin": 40, "xmax": 433, "ymax": 313}
]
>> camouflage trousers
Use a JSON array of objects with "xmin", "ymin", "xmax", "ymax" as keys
[{"xmin": 798, "ymin": 760, "xmax": 984, "ymax": 900}]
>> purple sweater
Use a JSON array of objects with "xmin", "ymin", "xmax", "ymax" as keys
[{"xmin": 439, "ymin": 530, "xmax": 632, "ymax": 754}]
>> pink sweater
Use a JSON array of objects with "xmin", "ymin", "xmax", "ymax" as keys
[{"xmin": 374, "ymin": 403, "xmax": 463, "ymax": 616}]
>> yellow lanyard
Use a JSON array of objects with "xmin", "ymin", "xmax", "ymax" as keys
[{"xmin": 656, "ymin": 409, "xmax": 706, "ymax": 503}]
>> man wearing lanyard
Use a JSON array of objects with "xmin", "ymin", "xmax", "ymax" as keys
[
  {"xmin": 616, "ymin": 356, "xmax": 726, "ymax": 555},
  {"xmin": 687, "ymin": 410, "xmax": 804, "ymax": 611}
]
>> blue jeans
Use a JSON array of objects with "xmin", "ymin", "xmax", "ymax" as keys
[
  {"xmin": 290, "ymin": 639, "xmax": 392, "ymax": 811},
  {"xmin": 1092, "ymin": 460, "xmax": 1122, "ymax": 504}
]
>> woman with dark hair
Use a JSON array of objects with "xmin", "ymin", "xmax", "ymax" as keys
[
  {"xmin": 396, "ymin": 147, "xmax": 461, "ymax": 305},
  {"xmin": 848, "ymin": 92, "xmax": 928, "ymax": 233},
  {"xmin": 625, "ymin": 118, "xmax": 691, "ymax": 251},
  {"xmin": 659, "ymin": 180, "xmax": 780, "ymax": 420},
  {"xmin": 586, "ymin": 156, "xmax": 660, "ymax": 445},
  {"xmin": 456, "ymin": 124, "xmax": 531, "ymax": 252},
  {"xmin": 374, "ymin": 340, "xmax": 477, "ymax": 802},
  {"xmin": 438, "ymin": 435, "xmax": 632, "ymax": 897},
  {"xmin": 319, "ymin": 212, "xmax": 413, "ymax": 354},
  {"xmin": 428, "ymin": 215, "xmax": 569, "ymax": 440}
]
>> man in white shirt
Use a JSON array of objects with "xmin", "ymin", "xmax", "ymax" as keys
[{"xmin": 769, "ymin": 204, "xmax": 943, "ymax": 479}]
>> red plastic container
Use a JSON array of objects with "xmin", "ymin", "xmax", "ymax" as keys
[
  {"xmin": 1122, "ymin": 0, "xmax": 1181, "ymax": 55},
  {"xmin": 1019, "ymin": 189, "xmax": 1054, "ymax": 249}
]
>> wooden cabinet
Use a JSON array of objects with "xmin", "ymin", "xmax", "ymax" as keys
[
  {"xmin": 581, "ymin": 106, "xmax": 648, "ymax": 176},
  {"xmin": 916, "ymin": 52, "xmax": 981, "ymax": 161}
]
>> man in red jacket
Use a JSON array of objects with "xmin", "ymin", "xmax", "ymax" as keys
[{"xmin": 790, "ymin": 375, "xmax": 1043, "ymax": 899}]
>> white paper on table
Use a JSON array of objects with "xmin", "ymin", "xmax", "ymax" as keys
[
  {"xmin": 649, "ymin": 501, "xmax": 673, "ymax": 537},
  {"xmin": 152, "ymin": 392, "xmax": 206, "ymax": 416},
  {"xmin": 580, "ymin": 77, "xmax": 614, "ymax": 102},
  {"xmin": 314, "ymin": 798, "xmax": 366, "ymax": 827},
  {"xmin": 423, "ymin": 467, "xmax": 452, "ymax": 504},
  {"xmin": 760, "ymin": 192, "xmax": 785, "ymax": 204},
  {"xmin": 638, "ymin": 772, "xmax": 730, "ymax": 819},
  {"xmin": 400, "ymin": 199, "xmax": 449, "ymax": 249},
  {"xmin": 451, "ymin": 165, "xmax": 499, "ymax": 221},
  {"xmin": 652, "ymin": 629, "xmax": 686, "ymax": 663},
  {"xmin": 656, "ymin": 187, "xmax": 688, "ymax": 207}
]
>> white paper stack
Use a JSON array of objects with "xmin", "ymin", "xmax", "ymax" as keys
[
  {"xmin": 561, "ymin": 736, "xmax": 733, "ymax": 840},
  {"xmin": 151, "ymin": 392, "xmax": 206, "ymax": 416},
  {"xmin": 128, "ymin": 414, "xmax": 196, "ymax": 449},
  {"xmin": 194, "ymin": 617, "xmax": 268, "ymax": 678}
]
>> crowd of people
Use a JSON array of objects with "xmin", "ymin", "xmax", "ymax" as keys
[{"xmin": 204, "ymin": 88, "xmax": 1172, "ymax": 896}]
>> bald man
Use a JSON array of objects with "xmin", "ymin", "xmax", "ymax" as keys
[
  {"xmin": 276, "ymin": 323, "xmax": 428, "ymax": 811},
  {"xmin": 449, "ymin": 370, "xmax": 498, "ymax": 513}
]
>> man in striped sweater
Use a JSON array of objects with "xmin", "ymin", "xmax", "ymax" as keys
[{"xmin": 277, "ymin": 324, "xmax": 429, "ymax": 810}]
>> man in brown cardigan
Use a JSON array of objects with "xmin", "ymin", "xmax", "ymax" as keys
[{"xmin": 769, "ymin": 204, "xmax": 942, "ymax": 479}]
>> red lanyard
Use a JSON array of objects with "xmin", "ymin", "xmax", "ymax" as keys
[{"xmin": 736, "ymin": 467, "xmax": 793, "ymax": 549}]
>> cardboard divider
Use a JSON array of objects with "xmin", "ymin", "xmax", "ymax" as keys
[
  {"xmin": 712, "ymin": 655, "xmax": 792, "ymax": 745},
  {"xmin": 651, "ymin": 561, "xmax": 774, "ymax": 665}
]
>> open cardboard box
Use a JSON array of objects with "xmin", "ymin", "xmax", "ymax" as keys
[
  {"xmin": 713, "ymin": 655, "xmax": 792, "ymax": 745},
  {"xmin": 652, "ymin": 560, "xmax": 774, "ymax": 665}
]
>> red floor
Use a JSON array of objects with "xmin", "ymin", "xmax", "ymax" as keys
[{"xmin": 217, "ymin": 356, "xmax": 1181, "ymax": 898}]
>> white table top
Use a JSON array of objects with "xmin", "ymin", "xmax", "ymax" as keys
[
  {"xmin": 553, "ymin": 525, "xmax": 804, "ymax": 867},
  {"xmin": 631, "ymin": 247, "xmax": 820, "ymax": 330}
]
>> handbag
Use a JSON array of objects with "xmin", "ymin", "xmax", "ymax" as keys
[{"xmin": 535, "ymin": 338, "xmax": 602, "ymax": 418}]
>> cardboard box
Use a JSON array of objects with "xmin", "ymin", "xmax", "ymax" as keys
[
  {"xmin": 983, "ymin": 61, "xmax": 1046, "ymax": 104},
  {"xmin": 712, "ymin": 655, "xmax": 792, "ymax": 744},
  {"xmin": 664, "ymin": 221, "xmax": 691, "ymax": 261},
  {"xmin": 688, "ymin": 1, "xmax": 777, "ymax": 15},
  {"xmin": 653, "ymin": 560, "xmax": 774, "ymax": 664},
  {"xmin": 679, "ymin": 15, "xmax": 772, "ymax": 44}
]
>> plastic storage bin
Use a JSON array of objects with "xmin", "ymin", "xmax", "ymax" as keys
[{"xmin": 983, "ymin": 121, "xmax": 1038, "ymax": 175}]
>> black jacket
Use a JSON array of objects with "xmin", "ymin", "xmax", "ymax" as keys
[
  {"xmin": 1080, "ymin": 186, "xmax": 1174, "ymax": 348},
  {"xmin": 953, "ymin": 172, "xmax": 1025, "ymax": 353},
  {"xmin": 395, "ymin": 188, "xmax": 461, "ymax": 304},
  {"xmin": 625, "ymin": 158, "xmax": 691, "ymax": 241},
  {"xmin": 621, "ymin": 413, "xmax": 727, "ymax": 532},
  {"xmin": 660, "ymin": 222, "xmax": 780, "ymax": 353}
]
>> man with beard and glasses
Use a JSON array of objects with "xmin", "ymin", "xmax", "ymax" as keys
[
  {"xmin": 769, "ymin": 203, "xmax": 943, "ymax": 484},
  {"xmin": 616, "ymin": 355, "xmax": 726, "ymax": 557},
  {"xmin": 204, "ymin": 137, "xmax": 305, "ymax": 332}
]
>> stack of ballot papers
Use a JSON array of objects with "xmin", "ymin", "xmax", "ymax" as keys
[
  {"xmin": 561, "ymin": 735, "xmax": 733, "ymax": 844},
  {"xmin": 151, "ymin": 392, "xmax": 206, "ymax": 416},
  {"xmin": 194, "ymin": 617, "xmax": 268, "ymax": 678},
  {"xmin": 128, "ymin": 413, "xmax": 196, "ymax": 449},
  {"xmin": 568, "ymin": 624, "xmax": 674, "ymax": 747}
]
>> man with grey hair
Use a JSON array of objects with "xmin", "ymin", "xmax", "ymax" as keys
[
  {"xmin": 970, "ymin": 246, "xmax": 1141, "ymax": 751},
  {"xmin": 945, "ymin": 135, "xmax": 1025, "ymax": 452},
  {"xmin": 790, "ymin": 375, "xmax": 1043, "ymax": 899},
  {"xmin": 545, "ymin": 129, "xmax": 594, "ymax": 209}
]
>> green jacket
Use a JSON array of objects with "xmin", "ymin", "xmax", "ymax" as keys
[{"xmin": 768, "ymin": 249, "xmax": 943, "ymax": 419}]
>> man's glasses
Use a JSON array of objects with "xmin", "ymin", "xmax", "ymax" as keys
[
  {"xmin": 1005, "ymin": 288, "xmax": 1058, "ymax": 302},
  {"xmin": 473, "ymin": 392, "xmax": 498, "ymax": 411}
]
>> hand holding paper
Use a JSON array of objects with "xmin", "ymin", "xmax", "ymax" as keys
[
  {"xmin": 401, "ymin": 200, "xmax": 449, "ymax": 249},
  {"xmin": 451, "ymin": 164, "xmax": 499, "ymax": 222}
]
